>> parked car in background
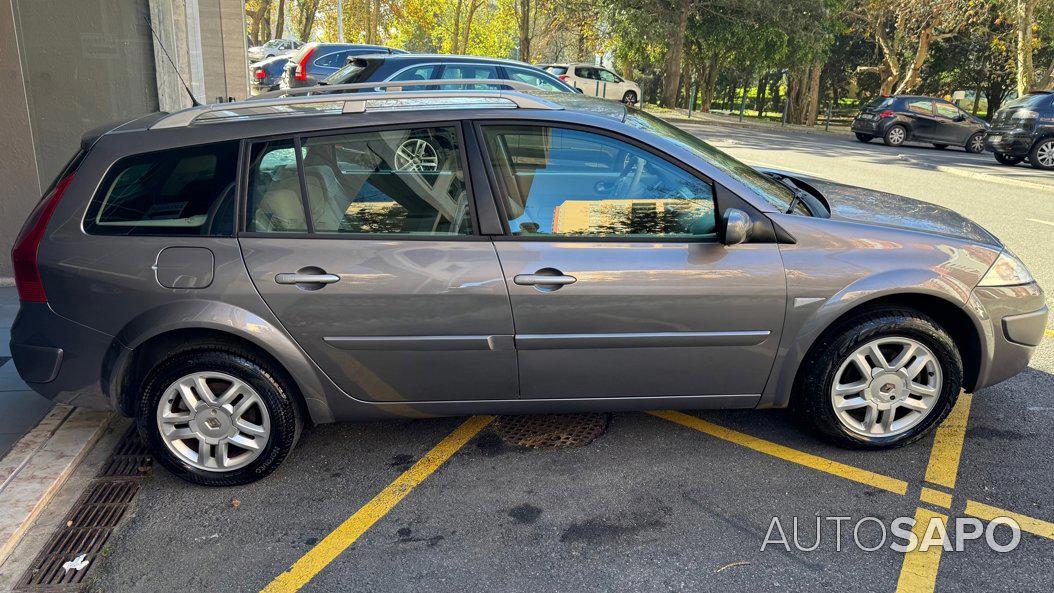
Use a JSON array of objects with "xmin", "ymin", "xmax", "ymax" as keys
[
  {"xmin": 249, "ymin": 55, "xmax": 290, "ymax": 95},
  {"xmin": 280, "ymin": 43, "xmax": 407, "ymax": 89},
  {"xmin": 247, "ymin": 39, "xmax": 303, "ymax": 63},
  {"xmin": 851, "ymin": 95, "xmax": 988, "ymax": 152},
  {"xmin": 985, "ymin": 91, "xmax": 1054, "ymax": 170},
  {"xmin": 542, "ymin": 63, "xmax": 641, "ymax": 104},
  {"xmin": 11, "ymin": 85, "xmax": 1044, "ymax": 485},
  {"xmin": 316, "ymin": 54, "xmax": 575, "ymax": 93}
]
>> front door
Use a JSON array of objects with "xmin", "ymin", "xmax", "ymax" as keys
[
  {"xmin": 933, "ymin": 101, "xmax": 973, "ymax": 145},
  {"xmin": 240, "ymin": 124, "xmax": 517, "ymax": 403},
  {"xmin": 477, "ymin": 123, "xmax": 786, "ymax": 401},
  {"xmin": 904, "ymin": 99, "xmax": 938, "ymax": 141}
]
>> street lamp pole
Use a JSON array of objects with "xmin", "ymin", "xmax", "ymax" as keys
[{"xmin": 337, "ymin": 0, "xmax": 345, "ymax": 42}]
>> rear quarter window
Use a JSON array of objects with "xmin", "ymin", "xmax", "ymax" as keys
[{"xmin": 84, "ymin": 142, "xmax": 239, "ymax": 236}]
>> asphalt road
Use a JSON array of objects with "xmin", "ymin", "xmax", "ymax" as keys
[{"xmin": 84, "ymin": 121, "xmax": 1054, "ymax": 593}]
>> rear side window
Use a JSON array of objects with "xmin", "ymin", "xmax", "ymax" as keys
[
  {"xmin": 84, "ymin": 142, "xmax": 239, "ymax": 236},
  {"xmin": 315, "ymin": 50, "xmax": 350, "ymax": 68},
  {"xmin": 505, "ymin": 66, "xmax": 566, "ymax": 92}
]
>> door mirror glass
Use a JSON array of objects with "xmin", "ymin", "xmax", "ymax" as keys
[{"xmin": 722, "ymin": 208, "xmax": 751, "ymax": 245}]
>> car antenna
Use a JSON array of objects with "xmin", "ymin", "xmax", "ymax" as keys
[{"xmin": 144, "ymin": 13, "xmax": 201, "ymax": 107}]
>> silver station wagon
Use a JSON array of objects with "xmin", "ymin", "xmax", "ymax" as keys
[{"xmin": 10, "ymin": 81, "xmax": 1047, "ymax": 485}]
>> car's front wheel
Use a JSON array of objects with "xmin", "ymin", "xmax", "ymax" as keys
[
  {"xmin": 137, "ymin": 348, "xmax": 302, "ymax": 486},
  {"xmin": 855, "ymin": 133, "xmax": 873, "ymax": 143},
  {"xmin": 1029, "ymin": 138, "xmax": 1054, "ymax": 170},
  {"xmin": 965, "ymin": 132, "xmax": 985, "ymax": 154},
  {"xmin": 796, "ymin": 309, "xmax": 962, "ymax": 449},
  {"xmin": 883, "ymin": 125, "xmax": 907, "ymax": 147},
  {"xmin": 622, "ymin": 91, "xmax": 638, "ymax": 105},
  {"xmin": 995, "ymin": 152, "xmax": 1023, "ymax": 165}
]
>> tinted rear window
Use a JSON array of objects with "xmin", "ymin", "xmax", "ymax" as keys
[
  {"xmin": 1004, "ymin": 93, "xmax": 1053, "ymax": 110},
  {"xmin": 84, "ymin": 142, "xmax": 239, "ymax": 236}
]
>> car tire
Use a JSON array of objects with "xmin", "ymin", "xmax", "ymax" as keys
[
  {"xmin": 795, "ymin": 308, "xmax": 962, "ymax": 449},
  {"xmin": 1028, "ymin": 138, "xmax": 1054, "ymax": 170},
  {"xmin": 855, "ymin": 133, "xmax": 873, "ymax": 143},
  {"xmin": 137, "ymin": 347, "xmax": 302, "ymax": 486},
  {"xmin": 622, "ymin": 91, "xmax": 638, "ymax": 105},
  {"xmin": 994, "ymin": 152, "xmax": 1023, "ymax": 166},
  {"xmin": 883, "ymin": 125, "xmax": 907, "ymax": 147},
  {"xmin": 965, "ymin": 132, "xmax": 985, "ymax": 154},
  {"xmin": 932, "ymin": 143, "xmax": 948, "ymax": 150}
]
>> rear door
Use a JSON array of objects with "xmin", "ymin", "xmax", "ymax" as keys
[
  {"xmin": 476, "ymin": 123, "xmax": 785, "ymax": 402},
  {"xmin": 239, "ymin": 123, "xmax": 518, "ymax": 403},
  {"xmin": 574, "ymin": 66, "xmax": 601, "ymax": 97}
]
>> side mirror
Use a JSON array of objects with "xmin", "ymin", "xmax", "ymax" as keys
[{"xmin": 722, "ymin": 208, "xmax": 751, "ymax": 246}]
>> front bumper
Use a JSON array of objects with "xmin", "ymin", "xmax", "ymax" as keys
[
  {"xmin": 972, "ymin": 282, "xmax": 1048, "ymax": 390},
  {"xmin": 10, "ymin": 302, "xmax": 116, "ymax": 409},
  {"xmin": 984, "ymin": 130, "xmax": 1032, "ymax": 156}
]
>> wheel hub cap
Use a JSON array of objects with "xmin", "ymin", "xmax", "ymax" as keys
[
  {"xmin": 830, "ymin": 337, "xmax": 942, "ymax": 437},
  {"xmin": 156, "ymin": 372, "xmax": 270, "ymax": 472}
]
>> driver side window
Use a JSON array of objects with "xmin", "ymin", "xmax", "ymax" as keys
[{"xmin": 481, "ymin": 126, "xmax": 715, "ymax": 238}]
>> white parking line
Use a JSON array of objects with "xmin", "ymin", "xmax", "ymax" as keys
[{"xmin": 1026, "ymin": 218, "xmax": 1054, "ymax": 227}]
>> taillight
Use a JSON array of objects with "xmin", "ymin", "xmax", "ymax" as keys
[
  {"xmin": 879, "ymin": 110, "xmax": 895, "ymax": 118},
  {"xmin": 253, "ymin": 68, "xmax": 265, "ymax": 79},
  {"xmin": 295, "ymin": 47, "xmax": 316, "ymax": 81},
  {"xmin": 12, "ymin": 173, "xmax": 74, "ymax": 302},
  {"xmin": 558, "ymin": 75, "xmax": 569, "ymax": 81}
]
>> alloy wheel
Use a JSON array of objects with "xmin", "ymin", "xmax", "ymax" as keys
[
  {"xmin": 394, "ymin": 138, "xmax": 439, "ymax": 172},
  {"xmin": 156, "ymin": 372, "xmax": 271, "ymax": 472},
  {"xmin": 829, "ymin": 337, "xmax": 942, "ymax": 438},
  {"xmin": 887, "ymin": 127, "xmax": 906, "ymax": 145},
  {"xmin": 969, "ymin": 134, "xmax": 985, "ymax": 153},
  {"xmin": 1036, "ymin": 141, "xmax": 1054, "ymax": 167}
]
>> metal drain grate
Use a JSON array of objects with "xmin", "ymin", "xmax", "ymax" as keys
[
  {"xmin": 493, "ymin": 413, "xmax": 609, "ymax": 448},
  {"xmin": 97, "ymin": 427, "xmax": 152, "ymax": 478},
  {"xmin": 16, "ymin": 426, "xmax": 150, "ymax": 592},
  {"xmin": 15, "ymin": 480, "xmax": 140, "ymax": 591}
]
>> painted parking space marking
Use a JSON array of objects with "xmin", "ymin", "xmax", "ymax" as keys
[
  {"xmin": 894, "ymin": 506, "xmax": 947, "ymax": 593},
  {"xmin": 965, "ymin": 500, "xmax": 1054, "ymax": 540},
  {"xmin": 923, "ymin": 395, "xmax": 972, "ymax": 489},
  {"xmin": 648, "ymin": 410, "xmax": 909, "ymax": 495},
  {"xmin": 260, "ymin": 415, "xmax": 494, "ymax": 593},
  {"xmin": 1025, "ymin": 218, "xmax": 1054, "ymax": 227},
  {"xmin": 919, "ymin": 487, "xmax": 952, "ymax": 509}
]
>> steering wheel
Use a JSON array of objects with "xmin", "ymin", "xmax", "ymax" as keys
[{"xmin": 612, "ymin": 153, "xmax": 646, "ymax": 198}]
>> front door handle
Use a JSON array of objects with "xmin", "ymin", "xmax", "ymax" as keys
[
  {"xmin": 275, "ymin": 272, "xmax": 340, "ymax": 285},
  {"xmin": 514, "ymin": 270, "xmax": 577, "ymax": 288}
]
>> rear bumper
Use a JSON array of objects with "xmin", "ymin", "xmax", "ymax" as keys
[
  {"xmin": 972, "ymin": 283, "xmax": 1048, "ymax": 390},
  {"xmin": 984, "ymin": 131, "xmax": 1032, "ymax": 156},
  {"xmin": 9, "ymin": 302, "xmax": 115, "ymax": 409}
]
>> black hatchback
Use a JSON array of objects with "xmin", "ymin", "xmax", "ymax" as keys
[
  {"xmin": 852, "ymin": 95, "xmax": 988, "ymax": 153},
  {"xmin": 985, "ymin": 91, "xmax": 1054, "ymax": 169}
]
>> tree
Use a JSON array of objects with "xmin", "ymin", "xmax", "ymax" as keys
[{"xmin": 853, "ymin": 0, "xmax": 970, "ymax": 95}]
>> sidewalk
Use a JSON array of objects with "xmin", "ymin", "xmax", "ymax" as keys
[
  {"xmin": 645, "ymin": 105, "xmax": 854, "ymax": 138},
  {"xmin": 0, "ymin": 287, "xmax": 53, "ymax": 458}
]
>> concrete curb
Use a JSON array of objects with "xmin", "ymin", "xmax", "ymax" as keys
[
  {"xmin": 895, "ymin": 154, "xmax": 1054, "ymax": 193},
  {"xmin": 0, "ymin": 405, "xmax": 112, "ymax": 566}
]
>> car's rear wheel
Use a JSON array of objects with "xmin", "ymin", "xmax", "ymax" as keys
[
  {"xmin": 622, "ymin": 91, "xmax": 638, "ymax": 105},
  {"xmin": 965, "ymin": 132, "xmax": 985, "ymax": 154},
  {"xmin": 137, "ymin": 348, "xmax": 302, "ymax": 486},
  {"xmin": 855, "ymin": 133, "xmax": 873, "ymax": 143},
  {"xmin": 883, "ymin": 125, "xmax": 907, "ymax": 147},
  {"xmin": 1028, "ymin": 138, "xmax": 1054, "ymax": 170},
  {"xmin": 995, "ymin": 152, "xmax": 1023, "ymax": 165},
  {"xmin": 795, "ymin": 309, "xmax": 962, "ymax": 449},
  {"xmin": 932, "ymin": 143, "xmax": 948, "ymax": 150}
]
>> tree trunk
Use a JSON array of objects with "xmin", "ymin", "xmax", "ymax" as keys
[
  {"xmin": 274, "ymin": 0, "xmax": 285, "ymax": 39},
  {"xmin": 661, "ymin": 0, "xmax": 690, "ymax": 107},
  {"xmin": 698, "ymin": 53, "xmax": 721, "ymax": 112},
  {"xmin": 452, "ymin": 0, "xmax": 463, "ymax": 54},
  {"xmin": 297, "ymin": 0, "xmax": 320, "ymax": 41},
  {"xmin": 894, "ymin": 26, "xmax": 936, "ymax": 94},
  {"xmin": 461, "ymin": 0, "xmax": 482, "ymax": 53},
  {"xmin": 806, "ymin": 60, "xmax": 822, "ymax": 126},
  {"xmin": 1016, "ymin": 0, "xmax": 1037, "ymax": 96},
  {"xmin": 518, "ymin": 0, "xmax": 531, "ymax": 62}
]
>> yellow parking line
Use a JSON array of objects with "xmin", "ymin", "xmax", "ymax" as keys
[
  {"xmin": 965, "ymin": 500, "xmax": 1054, "ymax": 540},
  {"xmin": 1045, "ymin": 328, "xmax": 1054, "ymax": 338},
  {"xmin": 919, "ymin": 487, "xmax": 952, "ymax": 509},
  {"xmin": 923, "ymin": 394, "xmax": 972, "ymax": 489},
  {"xmin": 648, "ymin": 410, "xmax": 909, "ymax": 495},
  {"xmin": 260, "ymin": 415, "xmax": 494, "ymax": 593},
  {"xmin": 894, "ymin": 507, "xmax": 947, "ymax": 593}
]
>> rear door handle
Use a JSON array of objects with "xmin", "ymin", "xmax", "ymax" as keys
[
  {"xmin": 275, "ymin": 273, "xmax": 340, "ymax": 285},
  {"xmin": 513, "ymin": 274, "xmax": 577, "ymax": 286}
]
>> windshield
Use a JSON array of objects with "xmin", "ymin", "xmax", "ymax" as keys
[
  {"xmin": 624, "ymin": 110, "xmax": 799, "ymax": 211},
  {"xmin": 1003, "ymin": 93, "xmax": 1052, "ymax": 109}
]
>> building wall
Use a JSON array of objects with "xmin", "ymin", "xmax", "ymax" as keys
[{"xmin": 0, "ymin": 0, "xmax": 247, "ymax": 277}]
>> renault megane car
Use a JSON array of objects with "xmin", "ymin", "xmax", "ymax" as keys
[{"xmin": 10, "ymin": 82, "xmax": 1046, "ymax": 485}]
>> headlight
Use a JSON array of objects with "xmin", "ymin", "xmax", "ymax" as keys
[{"xmin": 978, "ymin": 251, "xmax": 1034, "ymax": 287}]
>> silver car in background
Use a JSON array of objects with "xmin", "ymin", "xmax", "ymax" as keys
[{"xmin": 9, "ymin": 83, "xmax": 1047, "ymax": 485}]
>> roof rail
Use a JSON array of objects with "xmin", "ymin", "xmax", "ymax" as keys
[{"xmin": 150, "ymin": 79, "xmax": 562, "ymax": 130}]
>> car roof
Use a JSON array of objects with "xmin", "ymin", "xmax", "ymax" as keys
[{"xmin": 358, "ymin": 54, "xmax": 538, "ymax": 67}]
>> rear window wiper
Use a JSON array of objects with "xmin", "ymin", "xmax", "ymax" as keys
[{"xmin": 771, "ymin": 174, "xmax": 812, "ymax": 214}]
